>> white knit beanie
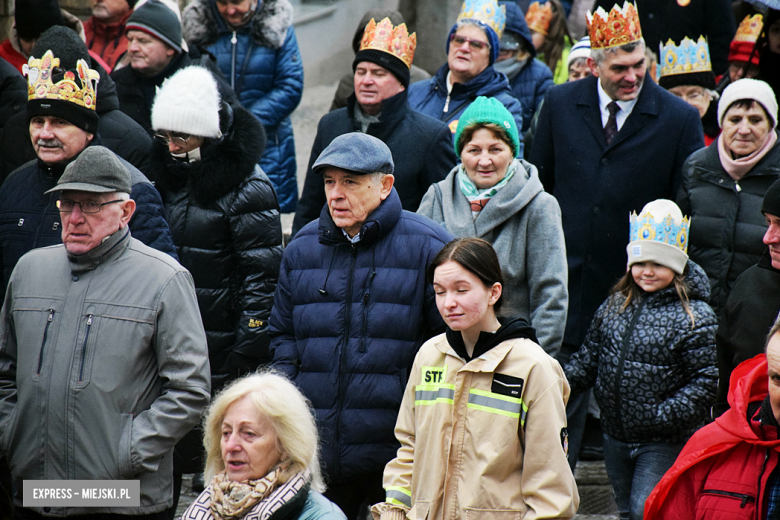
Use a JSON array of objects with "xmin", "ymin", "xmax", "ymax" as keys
[
  {"xmin": 718, "ymin": 78, "xmax": 778, "ymax": 129},
  {"xmin": 152, "ymin": 66, "xmax": 221, "ymax": 138},
  {"xmin": 627, "ymin": 199, "xmax": 689, "ymax": 275}
]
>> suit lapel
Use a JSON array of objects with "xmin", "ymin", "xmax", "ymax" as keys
[
  {"xmin": 575, "ymin": 77, "xmax": 608, "ymax": 149},
  {"xmin": 607, "ymin": 80, "xmax": 660, "ymax": 150}
]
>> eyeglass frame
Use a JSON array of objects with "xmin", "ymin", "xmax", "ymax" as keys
[
  {"xmin": 450, "ymin": 34, "xmax": 491, "ymax": 52},
  {"xmin": 153, "ymin": 132, "xmax": 197, "ymax": 147},
  {"xmin": 56, "ymin": 199, "xmax": 124, "ymax": 214}
]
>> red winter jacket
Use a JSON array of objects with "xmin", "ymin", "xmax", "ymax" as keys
[{"xmin": 645, "ymin": 354, "xmax": 780, "ymax": 520}]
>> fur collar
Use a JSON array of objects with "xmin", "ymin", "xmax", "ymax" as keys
[
  {"xmin": 150, "ymin": 105, "xmax": 267, "ymax": 205},
  {"xmin": 182, "ymin": 0, "xmax": 293, "ymax": 49}
]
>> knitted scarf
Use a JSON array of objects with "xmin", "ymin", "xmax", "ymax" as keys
[
  {"xmin": 718, "ymin": 129, "xmax": 778, "ymax": 181},
  {"xmin": 209, "ymin": 468, "xmax": 308, "ymax": 520},
  {"xmin": 457, "ymin": 162, "xmax": 517, "ymax": 217}
]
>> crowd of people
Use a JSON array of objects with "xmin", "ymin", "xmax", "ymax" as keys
[{"xmin": 0, "ymin": 0, "xmax": 779, "ymax": 519}]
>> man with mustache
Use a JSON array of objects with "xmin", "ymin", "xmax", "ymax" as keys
[
  {"xmin": 0, "ymin": 49, "xmax": 176, "ymax": 298},
  {"xmin": 528, "ymin": 1, "xmax": 705, "ymax": 470}
]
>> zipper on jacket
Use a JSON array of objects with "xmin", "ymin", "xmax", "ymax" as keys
[
  {"xmin": 359, "ymin": 270, "xmax": 376, "ymax": 353},
  {"xmin": 78, "ymin": 315, "xmax": 94, "ymax": 382},
  {"xmin": 36, "ymin": 309, "xmax": 55, "ymax": 374},
  {"xmin": 702, "ymin": 490, "xmax": 755, "ymax": 508},
  {"xmin": 0, "ymin": 218, "xmax": 24, "ymax": 226},
  {"xmin": 33, "ymin": 192, "xmax": 54, "ymax": 248},
  {"xmin": 335, "ymin": 246, "xmax": 357, "ymax": 481},
  {"xmin": 230, "ymin": 31, "xmax": 238, "ymax": 89},
  {"xmin": 613, "ymin": 297, "xmax": 647, "ymax": 439},
  {"xmin": 756, "ymin": 449, "xmax": 770, "ymax": 520}
]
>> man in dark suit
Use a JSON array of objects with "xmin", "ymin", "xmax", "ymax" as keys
[{"xmin": 529, "ymin": 2, "xmax": 705, "ymax": 470}]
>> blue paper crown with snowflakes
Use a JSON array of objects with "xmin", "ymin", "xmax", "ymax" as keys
[
  {"xmin": 457, "ymin": 0, "xmax": 506, "ymax": 38},
  {"xmin": 659, "ymin": 36, "xmax": 712, "ymax": 79},
  {"xmin": 629, "ymin": 210, "xmax": 690, "ymax": 254}
]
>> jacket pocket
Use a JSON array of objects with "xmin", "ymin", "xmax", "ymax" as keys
[
  {"xmin": 74, "ymin": 313, "xmax": 96, "ymax": 389},
  {"xmin": 117, "ymin": 412, "xmax": 135, "ymax": 478},
  {"xmin": 464, "ymin": 508, "xmax": 522, "ymax": 520},
  {"xmin": 696, "ymin": 489, "xmax": 756, "ymax": 520},
  {"xmin": 408, "ymin": 501, "xmax": 430, "ymax": 520}
]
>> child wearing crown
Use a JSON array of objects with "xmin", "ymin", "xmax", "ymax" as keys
[{"xmin": 562, "ymin": 199, "xmax": 717, "ymax": 520}]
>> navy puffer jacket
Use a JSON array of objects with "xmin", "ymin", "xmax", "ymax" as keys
[
  {"xmin": 0, "ymin": 144, "xmax": 177, "ymax": 296},
  {"xmin": 269, "ymin": 190, "xmax": 453, "ymax": 483},
  {"xmin": 407, "ymin": 64, "xmax": 524, "ymax": 154},
  {"xmin": 564, "ymin": 260, "xmax": 718, "ymax": 444},
  {"xmin": 183, "ymin": 0, "xmax": 303, "ymax": 213}
]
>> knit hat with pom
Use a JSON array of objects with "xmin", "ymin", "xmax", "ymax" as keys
[{"xmin": 152, "ymin": 66, "xmax": 221, "ymax": 138}]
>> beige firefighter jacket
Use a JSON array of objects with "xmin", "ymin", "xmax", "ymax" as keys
[{"xmin": 372, "ymin": 333, "xmax": 579, "ymax": 520}]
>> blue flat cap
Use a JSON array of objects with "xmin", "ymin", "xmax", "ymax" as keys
[{"xmin": 313, "ymin": 133, "xmax": 394, "ymax": 175}]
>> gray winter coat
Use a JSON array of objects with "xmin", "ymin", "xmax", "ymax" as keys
[
  {"xmin": 417, "ymin": 159, "xmax": 568, "ymax": 355},
  {"xmin": 0, "ymin": 227, "xmax": 211, "ymax": 515}
]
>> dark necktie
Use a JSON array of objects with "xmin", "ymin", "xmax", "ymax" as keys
[{"xmin": 604, "ymin": 101, "xmax": 620, "ymax": 145}]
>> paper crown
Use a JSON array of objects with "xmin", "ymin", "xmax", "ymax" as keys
[
  {"xmin": 586, "ymin": 2, "xmax": 642, "ymax": 50},
  {"xmin": 659, "ymin": 36, "xmax": 712, "ymax": 78},
  {"xmin": 629, "ymin": 206, "xmax": 689, "ymax": 254},
  {"xmin": 23, "ymin": 50, "xmax": 99, "ymax": 110},
  {"xmin": 526, "ymin": 1, "xmax": 553, "ymax": 36},
  {"xmin": 734, "ymin": 14, "xmax": 763, "ymax": 44},
  {"xmin": 457, "ymin": 0, "xmax": 506, "ymax": 39},
  {"xmin": 359, "ymin": 17, "xmax": 417, "ymax": 69}
]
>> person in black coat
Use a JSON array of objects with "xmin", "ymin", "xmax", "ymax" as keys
[
  {"xmin": 716, "ymin": 179, "xmax": 780, "ymax": 412},
  {"xmin": 528, "ymin": 31, "xmax": 704, "ymax": 469},
  {"xmin": 0, "ymin": 26, "xmax": 153, "ymax": 182},
  {"xmin": 0, "ymin": 57, "xmax": 25, "ymax": 131},
  {"xmin": 292, "ymin": 16, "xmax": 456, "ymax": 237}
]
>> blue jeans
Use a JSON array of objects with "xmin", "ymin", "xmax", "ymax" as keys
[{"xmin": 602, "ymin": 434, "xmax": 683, "ymax": 520}]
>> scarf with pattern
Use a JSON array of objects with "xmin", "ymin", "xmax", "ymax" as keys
[
  {"xmin": 209, "ymin": 468, "xmax": 308, "ymax": 520},
  {"xmin": 457, "ymin": 161, "xmax": 517, "ymax": 217}
]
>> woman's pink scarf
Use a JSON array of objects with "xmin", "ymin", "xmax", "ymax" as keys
[{"xmin": 718, "ymin": 130, "xmax": 778, "ymax": 181}]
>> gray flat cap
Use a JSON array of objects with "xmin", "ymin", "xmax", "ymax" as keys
[
  {"xmin": 45, "ymin": 146, "xmax": 132, "ymax": 194},
  {"xmin": 313, "ymin": 133, "xmax": 394, "ymax": 175}
]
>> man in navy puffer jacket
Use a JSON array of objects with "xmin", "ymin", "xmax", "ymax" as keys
[{"xmin": 269, "ymin": 134, "xmax": 453, "ymax": 520}]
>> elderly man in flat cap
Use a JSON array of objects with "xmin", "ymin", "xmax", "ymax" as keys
[
  {"xmin": 269, "ymin": 132, "xmax": 453, "ymax": 520},
  {"xmin": 0, "ymin": 146, "xmax": 210, "ymax": 519}
]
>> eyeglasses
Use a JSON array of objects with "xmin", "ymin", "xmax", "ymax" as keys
[
  {"xmin": 154, "ymin": 132, "xmax": 196, "ymax": 147},
  {"xmin": 56, "ymin": 199, "xmax": 123, "ymax": 213},
  {"xmin": 671, "ymin": 89, "xmax": 707, "ymax": 102},
  {"xmin": 450, "ymin": 34, "xmax": 490, "ymax": 51}
]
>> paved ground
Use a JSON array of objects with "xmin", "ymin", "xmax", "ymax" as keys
[{"xmin": 177, "ymin": 82, "xmax": 620, "ymax": 520}]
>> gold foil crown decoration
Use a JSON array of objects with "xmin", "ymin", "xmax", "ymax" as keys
[
  {"xmin": 23, "ymin": 50, "xmax": 100, "ymax": 110},
  {"xmin": 359, "ymin": 17, "xmax": 417, "ymax": 69},
  {"xmin": 586, "ymin": 1, "xmax": 642, "ymax": 50},
  {"xmin": 526, "ymin": 1, "xmax": 553, "ymax": 36},
  {"xmin": 734, "ymin": 14, "xmax": 763, "ymax": 44},
  {"xmin": 659, "ymin": 36, "xmax": 712, "ymax": 78},
  {"xmin": 456, "ymin": 0, "xmax": 507, "ymax": 39}
]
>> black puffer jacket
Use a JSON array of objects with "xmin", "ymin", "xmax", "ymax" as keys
[
  {"xmin": 0, "ymin": 58, "xmax": 25, "ymax": 131},
  {"xmin": 677, "ymin": 136, "xmax": 780, "ymax": 315},
  {"xmin": 149, "ymin": 104, "xmax": 282, "ymax": 389},
  {"xmin": 0, "ymin": 59, "xmax": 153, "ymax": 181},
  {"xmin": 564, "ymin": 260, "xmax": 718, "ymax": 444}
]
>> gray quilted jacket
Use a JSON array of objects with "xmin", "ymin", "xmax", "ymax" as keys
[
  {"xmin": 563, "ymin": 260, "xmax": 717, "ymax": 444},
  {"xmin": 0, "ymin": 227, "xmax": 211, "ymax": 515}
]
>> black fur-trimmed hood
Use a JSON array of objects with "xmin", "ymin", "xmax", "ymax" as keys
[
  {"xmin": 150, "ymin": 105, "xmax": 267, "ymax": 205},
  {"xmin": 182, "ymin": 0, "xmax": 293, "ymax": 49}
]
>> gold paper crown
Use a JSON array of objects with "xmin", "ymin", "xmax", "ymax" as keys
[
  {"xmin": 457, "ymin": 0, "xmax": 506, "ymax": 39},
  {"xmin": 23, "ymin": 50, "xmax": 100, "ymax": 110},
  {"xmin": 526, "ymin": 1, "xmax": 553, "ymax": 36},
  {"xmin": 359, "ymin": 17, "xmax": 417, "ymax": 69},
  {"xmin": 659, "ymin": 36, "xmax": 712, "ymax": 78},
  {"xmin": 586, "ymin": 2, "xmax": 642, "ymax": 50},
  {"xmin": 734, "ymin": 14, "xmax": 763, "ymax": 44}
]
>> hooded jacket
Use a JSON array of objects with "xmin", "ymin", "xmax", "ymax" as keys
[
  {"xmin": 644, "ymin": 355, "xmax": 780, "ymax": 520},
  {"xmin": 149, "ymin": 104, "xmax": 282, "ymax": 389},
  {"xmin": 291, "ymin": 90, "xmax": 457, "ymax": 236},
  {"xmin": 182, "ymin": 0, "xmax": 304, "ymax": 213},
  {"xmin": 498, "ymin": 1, "xmax": 554, "ymax": 133},
  {"xmin": 0, "ymin": 227, "xmax": 211, "ymax": 515},
  {"xmin": 416, "ymin": 159, "xmax": 567, "ymax": 356},
  {"xmin": 0, "ymin": 143, "xmax": 178, "ymax": 296},
  {"xmin": 716, "ymin": 251, "xmax": 780, "ymax": 408},
  {"xmin": 564, "ymin": 260, "xmax": 718, "ymax": 444},
  {"xmin": 372, "ymin": 318, "xmax": 578, "ymax": 520},
  {"xmin": 269, "ymin": 190, "xmax": 453, "ymax": 484},
  {"xmin": 677, "ymin": 134, "xmax": 780, "ymax": 315},
  {"xmin": 0, "ymin": 59, "xmax": 153, "ymax": 181},
  {"xmin": 407, "ymin": 64, "xmax": 524, "ymax": 153}
]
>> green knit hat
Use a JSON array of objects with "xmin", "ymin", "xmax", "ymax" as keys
[{"xmin": 454, "ymin": 96, "xmax": 520, "ymax": 158}]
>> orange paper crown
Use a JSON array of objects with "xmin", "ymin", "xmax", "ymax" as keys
[
  {"xmin": 359, "ymin": 17, "xmax": 417, "ymax": 69},
  {"xmin": 526, "ymin": 1, "xmax": 553, "ymax": 36},
  {"xmin": 23, "ymin": 50, "xmax": 99, "ymax": 110},
  {"xmin": 734, "ymin": 14, "xmax": 763, "ymax": 44},
  {"xmin": 586, "ymin": 2, "xmax": 642, "ymax": 50}
]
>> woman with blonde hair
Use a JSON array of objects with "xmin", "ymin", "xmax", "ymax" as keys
[{"xmin": 181, "ymin": 372, "xmax": 345, "ymax": 520}]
